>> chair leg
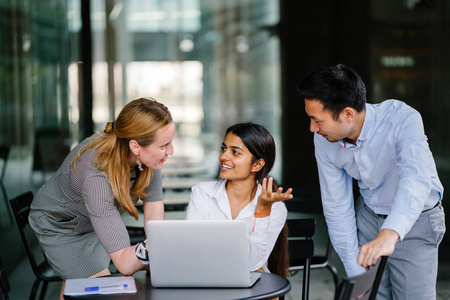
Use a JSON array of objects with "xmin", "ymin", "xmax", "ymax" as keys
[
  {"xmin": 326, "ymin": 263, "xmax": 339, "ymax": 287},
  {"xmin": 302, "ymin": 258, "xmax": 311, "ymax": 300},
  {"xmin": 29, "ymin": 278, "xmax": 41, "ymax": 300},
  {"xmin": 38, "ymin": 281, "xmax": 48, "ymax": 300}
]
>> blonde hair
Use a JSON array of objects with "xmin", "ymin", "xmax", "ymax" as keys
[{"xmin": 71, "ymin": 97, "xmax": 172, "ymax": 219}]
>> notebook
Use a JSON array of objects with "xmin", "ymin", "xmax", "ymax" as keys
[
  {"xmin": 64, "ymin": 276, "xmax": 137, "ymax": 296},
  {"xmin": 146, "ymin": 220, "xmax": 261, "ymax": 288}
]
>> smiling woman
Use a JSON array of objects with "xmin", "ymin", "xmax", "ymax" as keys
[
  {"xmin": 28, "ymin": 97, "xmax": 174, "ymax": 300},
  {"xmin": 129, "ymin": 122, "xmax": 175, "ymax": 171},
  {"xmin": 186, "ymin": 122, "xmax": 293, "ymax": 278}
]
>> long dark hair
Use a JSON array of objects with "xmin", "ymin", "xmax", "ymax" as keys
[{"xmin": 226, "ymin": 122, "xmax": 289, "ymax": 277}]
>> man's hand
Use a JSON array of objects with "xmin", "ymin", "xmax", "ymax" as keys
[{"xmin": 357, "ymin": 229, "xmax": 398, "ymax": 270}]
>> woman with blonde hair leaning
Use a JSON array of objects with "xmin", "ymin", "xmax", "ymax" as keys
[
  {"xmin": 186, "ymin": 122, "xmax": 293, "ymax": 278},
  {"xmin": 29, "ymin": 97, "xmax": 175, "ymax": 299}
]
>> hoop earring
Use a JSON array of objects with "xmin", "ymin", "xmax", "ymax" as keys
[{"xmin": 136, "ymin": 155, "xmax": 144, "ymax": 171}]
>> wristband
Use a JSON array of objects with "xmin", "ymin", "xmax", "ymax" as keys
[
  {"xmin": 135, "ymin": 239, "xmax": 149, "ymax": 265},
  {"xmin": 252, "ymin": 210, "xmax": 271, "ymax": 232},
  {"xmin": 254, "ymin": 210, "xmax": 271, "ymax": 217}
]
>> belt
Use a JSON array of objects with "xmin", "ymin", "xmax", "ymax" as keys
[{"xmin": 376, "ymin": 201, "xmax": 440, "ymax": 219}]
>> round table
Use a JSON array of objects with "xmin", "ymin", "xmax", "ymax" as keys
[{"xmin": 65, "ymin": 270, "xmax": 291, "ymax": 300}]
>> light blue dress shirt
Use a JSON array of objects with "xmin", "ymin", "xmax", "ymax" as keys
[{"xmin": 314, "ymin": 99, "xmax": 443, "ymax": 276}]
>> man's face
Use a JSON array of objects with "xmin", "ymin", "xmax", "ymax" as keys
[{"xmin": 304, "ymin": 99, "xmax": 351, "ymax": 143}]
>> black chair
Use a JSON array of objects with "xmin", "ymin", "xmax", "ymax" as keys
[
  {"xmin": 334, "ymin": 256, "xmax": 388, "ymax": 300},
  {"xmin": 287, "ymin": 218, "xmax": 316, "ymax": 300},
  {"xmin": 0, "ymin": 145, "xmax": 13, "ymax": 225},
  {"xmin": 285, "ymin": 195, "xmax": 339, "ymax": 287},
  {"xmin": 9, "ymin": 191, "xmax": 62, "ymax": 300},
  {"xmin": 0, "ymin": 256, "xmax": 11, "ymax": 300}
]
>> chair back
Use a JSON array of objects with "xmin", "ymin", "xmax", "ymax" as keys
[
  {"xmin": 287, "ymin": 218, "xmax": 316, "ymax": 300},
  {"xmin": 284, "ymin": 196, "xmax": 339, "ymax": 287},
  {"xmin": 10, "ymin": 191, "xmax": 61, "ymax": 299},
  {"xmin": 9, "ymin": 191, "xmax": 44, "ymax": 279},
  {"xmin": 287, "ymin": 218, "xmax": 315, "ymax": 263},
  {"xmin": 0, "ymin": 256, "xmax": 11, "ymax": 300},
  {"xmin": 334, "ymin": 256, "xmax": 388, "ymax": 300}
]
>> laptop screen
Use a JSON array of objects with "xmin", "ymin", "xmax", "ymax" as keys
[{"xmin": 146, "ymin": 220, "xmax": 260, "ymax": 287}]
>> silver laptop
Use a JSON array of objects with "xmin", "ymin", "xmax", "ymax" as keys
[{"xmin": 146, "ymin": 220, "xmax": 261, "ymax": 288}]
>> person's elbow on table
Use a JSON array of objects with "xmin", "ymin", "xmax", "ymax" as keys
[{"xmin": 109, "ymin": 246, "xmax": 144, "ymax": 276}]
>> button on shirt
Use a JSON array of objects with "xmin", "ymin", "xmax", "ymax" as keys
[
  {"xmin": 314, "ymin": 99, "xmax": 444, "ymax": 276},
  {"xmin": 185, "ymin": 179, "xmax": 287, "ymax": 272}
]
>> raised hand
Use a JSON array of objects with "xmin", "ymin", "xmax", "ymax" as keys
[{"xmin": 256, "ymin": 177, "xmax": 293, "ymax": 213}]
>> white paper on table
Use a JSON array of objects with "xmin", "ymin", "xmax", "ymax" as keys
[{"xmin": 64, "ymin": 276, "xmax": 137, "ymax": 296}]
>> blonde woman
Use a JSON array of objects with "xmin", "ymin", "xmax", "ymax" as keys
[{"xmin": 29, "ymin": 98, "xmax": 174, "ymax": 299}]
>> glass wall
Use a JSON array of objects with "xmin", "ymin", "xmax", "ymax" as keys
[
  {"xmin": 0, "ymin": 0, "xmax": 80, "ymax": 213},
  {"xmin": 88, "ymin": 0, "xmax": 282, "ymax": 176},
  {"xmin": 0, "ymin": 0, "xmax": 281, "ymax": 211},
  {"xmin": 0, "ymin": 0, "xmax": 81, "ymax": 270},
  {"xmin": 0, "ymin": 0, "xmax": 281, "ymax": 271}
]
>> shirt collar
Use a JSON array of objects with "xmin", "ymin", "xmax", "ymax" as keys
[
  {"xmin": 337, "ymin": 103, "xmax": 373, "ymax": 148},
  {"xmin": 358, "ymin": 103, "xmax": 375, "ymax": 142},
  {"xmin": 212, "ymin": 179, "xmax": 261, "ymax": 216},
  {"xmin": 213, "ymin": 179, "xmax": 229, "ymax": 203}
]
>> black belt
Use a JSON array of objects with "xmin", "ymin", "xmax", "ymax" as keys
[{"xmin": 376, "ymin": 201, "xmax": 440, "ymax": 219}]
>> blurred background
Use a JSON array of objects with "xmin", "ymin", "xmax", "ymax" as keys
[{"xmin": 1, "ymin": 0, "xmax": 449, "ymax": 296}]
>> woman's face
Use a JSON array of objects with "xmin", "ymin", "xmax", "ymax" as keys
[
  {"xmin": 135, "ymin": 122, "xmax": 175, "ymax": 170},
  {"xmin": 219, "ymin": 132, "xmax": 261, "ymax": 181}
]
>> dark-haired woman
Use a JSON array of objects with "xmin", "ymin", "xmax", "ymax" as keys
[{"xmin": 186, "ymin": 123, "xmax": 292, "ymax": 277}]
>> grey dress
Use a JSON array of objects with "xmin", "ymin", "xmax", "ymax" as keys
[{"xmin": 29, "ymin": 136, "xmax": 164, "ymax": 279}]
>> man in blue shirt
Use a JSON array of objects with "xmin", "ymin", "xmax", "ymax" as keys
[{"xmin": 298, "ymin": 64, "xmax": 445, "ymax": 299}]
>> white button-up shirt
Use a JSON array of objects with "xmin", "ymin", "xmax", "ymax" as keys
[
  {"xmin": 314, "ymin": 99, "xmax": 443, "ymax": 276},
  {"xmin": 186, "ymin": 179, "xmax": 287, "ymax": 272}
]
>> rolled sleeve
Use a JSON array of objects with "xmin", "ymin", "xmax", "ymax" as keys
[{"xmin": 381, "ymin": 111, "xmax": 434, "ymax": 240}]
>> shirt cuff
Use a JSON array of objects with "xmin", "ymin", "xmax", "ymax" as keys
[
  {"xmin": 380, "ymin": 214, "xmax": 409, "ymax": 241},
  {"xmin": 343, "ymin": 260, "xmax": 367, "ymax": 277}
]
